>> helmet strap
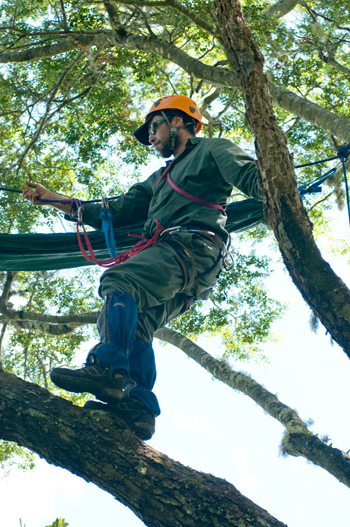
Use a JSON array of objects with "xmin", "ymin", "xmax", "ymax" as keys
[{"xmin": 161, "ymin": 111, "xmax": 178, "ymax": 151}]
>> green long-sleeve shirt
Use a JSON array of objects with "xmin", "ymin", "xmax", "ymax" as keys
[{"xmin": 74, "ymin": 137, "xmax": 262, "ymax": 240}]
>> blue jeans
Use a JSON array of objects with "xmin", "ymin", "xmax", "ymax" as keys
[{"xmin": 87, "ymin": 291, "xmax": 160, "ymax": 416}]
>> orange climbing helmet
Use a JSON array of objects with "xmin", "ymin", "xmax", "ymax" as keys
[{"xmin": 134, "ymin": 95, "xmax": 202, "ymax": 146}]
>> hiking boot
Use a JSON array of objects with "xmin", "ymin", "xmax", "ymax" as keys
[
  {"xmin": 84, "ymin": 399, "xmax": 156, "ymax": 441},
  {"xmin": 50, "ymin": 363, "xmax": 124, "ymax": 403}
]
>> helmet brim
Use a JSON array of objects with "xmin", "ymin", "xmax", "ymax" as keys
[{"xmin": 133, "ymin": 116, "xmax": 153, "ymax": 146}]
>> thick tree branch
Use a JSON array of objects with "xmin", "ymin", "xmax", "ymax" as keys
[
  {"xmin": 1, "ymin": 29, "xmax": 350, "ymax": 141},
  {"xmin": 264, "ymin": 0, "xmax": 301, "ymax": 20},
  {"xmin": 0, "ymin": 304, "xmax": 98, "ymax": 325},
  {"xmin": 114, "ymin": 31, "xmax": 350, "ymax": 141},
  {"xmin": 0, "ymin": 369, "xmax": 288, "ymax": 527},
  {"xmin": 155, "ymin": 327, "xmax": 350, "ymax": 488},
  {"xmin": 0, "ymin": 36, "xmax": 93, "ymax": 63},
  {"xmin": 6, "ymin": 319, "xmax": 86, "ymax": 336},
  {"xmin": 0, "ymin": 321, "xmax": 9, "ymax": 369},
  {"xmin": 1, "ymin": 272, "xmax": 17, "ymax": 304},
  {"xmin": 267, "ymin": 82, "xmax": 350, "ymax": 141}
]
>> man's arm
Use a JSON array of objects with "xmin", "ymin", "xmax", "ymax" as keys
[
  {"xmin": 22, "ymin": 181, "xmax": 71, "ymax": 215},
  {"xmin": 210, "ymin": 139, "xmax": 263, "ymax": 201},
  {"xmin": 23, "ymin": 177, "xmax": 154, "ymax": 231}
]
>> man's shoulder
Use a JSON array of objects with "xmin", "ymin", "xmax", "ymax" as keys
[
  {"xmin": 189, "ymin": 136, "xmax": 234, "ymax": 148},
  {"xmin": 185, "ymin": 137, "xmax": 237, "ymax": 158}
]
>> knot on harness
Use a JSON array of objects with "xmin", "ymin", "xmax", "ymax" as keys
[
  {"xmin": 337, "ymin": 144, "xmax": 350, "ymax": 160},
  {"xmin": 117, "ymin": 220, "xmax": 164, "ymax": 264},
  {"xmin": 61, "ymin": 198, "xmax": 84, "ymax": 218}
]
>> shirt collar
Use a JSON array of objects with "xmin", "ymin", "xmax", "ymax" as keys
[{"xmin": 165, "ymin": 137, "xmax": 202, "ymax": 165}]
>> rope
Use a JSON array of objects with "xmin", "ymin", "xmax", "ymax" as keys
[
  {"xmin": 337, "ymin": 144, "xmax": 350, "ymax": 227},
  {"xmin": 298, "ymin": 167, "xmax": 337, "ymax": 195},
  {"xmin": 295, "ymin": 156, "xmax": 339, "ymax": 169},
  {"xmin": 0, "ymin": 189, "xmax": 121, "ymax": 204},
  {"xmin": 77, "ymin": 219, "xmax": 165, "ymax": 268}
]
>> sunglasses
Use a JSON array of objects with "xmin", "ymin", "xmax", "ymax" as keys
[{"xmin": 149, "ymin": 118, "xmax": 166, "ymax": 136}]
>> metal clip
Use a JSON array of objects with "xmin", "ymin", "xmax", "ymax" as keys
[
  {"xmin": 160, "ymin": 225, "xmax": 182, "ymax": 237},
  {"xmin": 78, "ymin": 207, "xmax": 83, "ymax": 224},
  {"xmin": 101, "ymin": 196, "xmax": 109, "ymax": 209}
]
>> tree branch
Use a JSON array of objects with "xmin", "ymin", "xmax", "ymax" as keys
[
  {"xmin": 318, "ymin": 50, "xmax": 350, "ymax": 76},
  {"xmin": 0, "ymin": 321, "xmax": 9, "ymax": 369},
  {"xmin": 0, "ymin": 369, "xmax": 288, "ymax": 527},
  {"xmin": 59, "ymin": 0, "xmax": 69, "ymax": 31},
  {"xmin": 0, "ymin": 36, "xmax": 91, "ymax": 63},
  {"xmin": 0, "ymin": 303, "xmax": 98, "ymax": 325},
  {"xmin": 155, "ymin": 327, "xmax": 350, "ymax": 488},
  {"xmin": 114, "ymin": 30, "xmax": 350, "ymax": 140},
  {"xmin": 264, "ymin": 0, "xmax": 301, "ymax": 20},
  {"xmin": 1, "ymin": 272, "xmax": 15, "ymax": 301},
  {"xmin": 6, "ymin": 319, "xmax": 86, "ymax": 336},
  {"xmin": 1, "ymin": 29, "xmax": 350, "ymax": 140},
  {"xmin": 307, "ymin": 191, "xmax": 334, "ymax": 212},
  {"xmin": 111, "ymin": 0, "xmax": 220, "ymax": 39}
]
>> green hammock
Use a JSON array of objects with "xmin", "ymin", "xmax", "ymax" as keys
[{"xmin": 0, "ymin": 199, "xmax": 264, "ymax": 272}]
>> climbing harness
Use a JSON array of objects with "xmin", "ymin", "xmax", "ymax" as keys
[
  {"xmin": 167, "ymin": 172, "xmax": 227, "ymax": 211},
  {"xmin": 159, "ymin": 225, "xmax": 227, "ymax": 293},
  {"xmin": 156, "ymin": 160, "xmax": 227, "ymax": 211},
  {"xmin": 71, "ymin": 140, "xmax": 350, "ymax": 268}
]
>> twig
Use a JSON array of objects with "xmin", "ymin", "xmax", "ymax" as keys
[
  {"xmin": 60, "ymin": 0, "xmax": 69, "ymax": 31},
  {"xmin": 105, "ymin": 0, "xmax": 220, "ymax": 39},
  {"xmin": 16, "ymin": 49, "xmax": 85, "ymax": 171},
  {"xmin": 307, "ymin": 191, "xmax": 334, "ymax": 212}
]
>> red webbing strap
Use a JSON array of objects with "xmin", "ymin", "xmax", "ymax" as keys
[
  {"xmin": 77, "ymin": 222, "xmax": 119, "ymax": 268},
  {"xmin": 156, "ymin": 161, "xmax": 174, "ymax": 189},
  {"xmin": 167, "ymin": 173, "xmax": 227, "ymax": 211},
  {"xmin": 76, "ymin": 220, "xmax": 165, "ymax": 268}
]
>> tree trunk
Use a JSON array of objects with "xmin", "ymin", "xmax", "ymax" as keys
[
  {"xmin": 213, "ymin": 0, "xmax": 350, "ymax": 358},
  {"xmin": 0, "ymin": 369, "xmax": 287, "ymax": 527}
]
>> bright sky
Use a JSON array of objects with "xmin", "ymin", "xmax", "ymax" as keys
[{"xmin": 1, "ymin": 164, "xmax": 349, "ymax": 527}]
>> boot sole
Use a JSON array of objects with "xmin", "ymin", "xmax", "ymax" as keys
[{"xmin": 84, "ymin": 400, "xmax": 155, "ymax": 440}]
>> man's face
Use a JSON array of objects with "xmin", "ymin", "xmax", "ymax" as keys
[{"xmin": 148, "ymin": 114, "xmax": 177, "ymax": 158}]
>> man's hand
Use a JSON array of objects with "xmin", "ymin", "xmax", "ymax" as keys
[
  {"xmin": 22, "ymin": 181, "xmax": 71, "ymax": 215},
  {"xmin": 22, "ymin": 181, "xmax": 52, "ymax": 206}
]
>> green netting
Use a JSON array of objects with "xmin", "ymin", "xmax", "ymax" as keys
[{"xmin": 0, "ymin": 199, "xmax": 264, "ymax": 271}]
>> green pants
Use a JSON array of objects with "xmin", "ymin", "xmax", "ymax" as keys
[{"xmin": 98, "ymin": 231, "xmax": 223, "ymax": 342}]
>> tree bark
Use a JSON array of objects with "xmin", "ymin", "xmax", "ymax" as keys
[
  {"xmin": 0, "ymin": 369, "xmax": 288, "ymax": 527},
  {"xmin": 213, "ymin": 0, "xmax": 350, "ymax": 358}
]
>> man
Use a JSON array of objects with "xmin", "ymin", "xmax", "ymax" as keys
[{"xmin": 23, "ymin": 95, "xmax": 262, "ymax": 441}]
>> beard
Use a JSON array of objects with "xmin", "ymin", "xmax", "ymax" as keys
[{"xmin": 159, "ymin": 135, "xmax": 178, "ymax": 158}]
